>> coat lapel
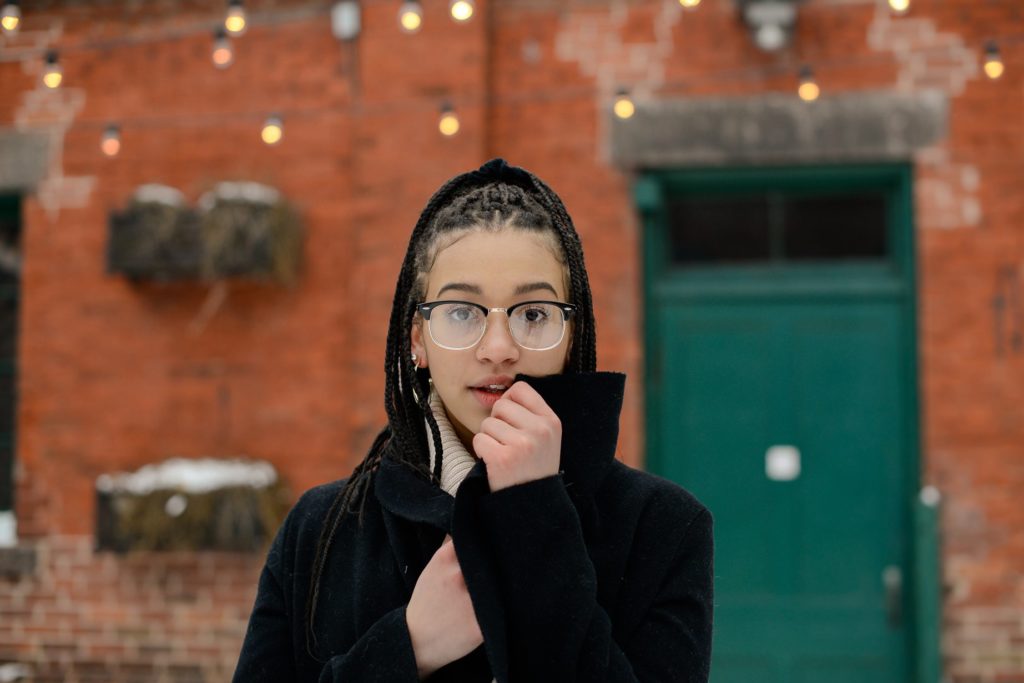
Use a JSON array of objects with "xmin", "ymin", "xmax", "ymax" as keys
[{"xmin": 375, "ymin": 455, "xmax": 452, "ymax": 593}]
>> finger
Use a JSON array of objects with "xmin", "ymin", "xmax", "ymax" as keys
[
  {"xmin": 432, "ymin": 536, "xmax": 455, "ymax": 561},
  {"xmin": 479, "ymin": 415, "xmax": 524, "ymax": 447},
  {"xmin": 489, "ymin": 394, "xmax": 537, "ymax": 429},
  {"xmin": 503, "ymin": 381, "xmax": 557, "ymax": 418},
  {"xmin": 472, "ymin": 431, "xmax": 501, "ymax": 462}
]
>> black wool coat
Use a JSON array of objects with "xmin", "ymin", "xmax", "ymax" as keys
[{"xmin": 233, "ymin": 371, "xmax": 714, "ymax": 682}]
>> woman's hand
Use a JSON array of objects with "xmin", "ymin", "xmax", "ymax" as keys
[
  {"xmin": 473, "ymin": 381, "xmax": 563, "ymax": 492},
  {"xmin": 406, "ymin": 535, "xmax": 483, "ymax": 679}
]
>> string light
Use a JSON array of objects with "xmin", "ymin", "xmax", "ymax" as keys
[
  {"xmin": 449, "ymin": 0, "xmax": 474, "ymax": 23},
  {"xmin": 42, "ymin": 51, "xmax": 63, "ymax": 89},
  {"xmin": 888, "ymin": 0, "xmax": 910, "ymax": 14},
  {"xmin": 1, "ymin": 4, "xmax": 1011, "ymax": 158},
  {"xmin": 798, "ymin": 65, "xmax": 820, "ymax": 102},
  {"xmin": 101, "ymin": 125, "xmax": 121, "ymax": 157},
  {"xmin": 613, "ymin": 88, "xmax": 635, "ymax": 119},
  {"xmin": 212, "ymin": 28, "xmax": 233, "ymax": 68},
  {"xmin": 261, "ymin": 115, "xmax": 283, "ymax": 145},
  {"xmin": 983, "ymin": 40, "xmax": 1004, "ymax": 80},
  {"xmin": 398, "ymin": 1, "xmax": 423, "ymax": 33},
  {"xmin": 1, "ymin": 0, "xmax": 20, "ymax": 34},
  {"xmin": 438, "ymin": 102, "xmax": 460, "ymax": 136},
  {"xmin": 225, "ymin": 0, "xmax": 247, "ymax": 37}
]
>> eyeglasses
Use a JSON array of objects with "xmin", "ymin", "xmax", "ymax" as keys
[{"xmin": 416, "ymin": 300, "xmax": 577, "ymax": 351}]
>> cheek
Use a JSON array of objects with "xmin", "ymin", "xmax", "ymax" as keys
[{"xmin": 428, "ymin": 351, "xmax": 472, "ymax": 384}]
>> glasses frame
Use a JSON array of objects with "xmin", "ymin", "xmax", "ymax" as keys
[{"xmin": 416, "ymin": 299, "xmax": 577, "ymax": 351}]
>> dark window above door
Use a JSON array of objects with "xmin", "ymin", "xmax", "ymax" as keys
[{"xmin": 667, "ymin": 192, "xmax": 888, "ymax": 266}]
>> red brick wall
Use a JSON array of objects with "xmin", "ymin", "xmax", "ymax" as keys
[
  {"xmin": 1, "ymin": 1, "xmax": 1022, "ymax": 681},
  {"xmin": 1, "ymin": 537, "xmax": 259, "ymax": 682}
]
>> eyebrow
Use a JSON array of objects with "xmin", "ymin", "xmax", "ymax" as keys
[{"xmin": 435, "ymin": 281, "xmax": 559, "ymax": 298}]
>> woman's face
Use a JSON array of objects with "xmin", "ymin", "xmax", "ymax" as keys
[{"xmin": 410, "ymin": 228, "xmax": 573, "ymax": 452}]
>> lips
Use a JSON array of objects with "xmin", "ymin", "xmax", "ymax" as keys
[{"xmin": 469, "ymin": 375, "xmax": 514, "ymax": 409}]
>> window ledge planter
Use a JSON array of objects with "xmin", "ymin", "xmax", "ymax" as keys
[
  {"xmin": 107, "ymin": 182, "xmax": 303, "ymax": 286},
  {"xmin": 95, "ymin": 457, "xmax": 291, "ymax": 553}
]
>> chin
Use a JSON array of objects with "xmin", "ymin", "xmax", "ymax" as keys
[
  {"xmin": 447, "ymin": 405, "xmax": 478, "ymax": 435},
  {"xmin": 463, "ymin": 412, "xmax": 484, "ymax": 435}
]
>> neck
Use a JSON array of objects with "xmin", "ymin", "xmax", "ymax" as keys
[{"xmin": 446, "ymin": 409, "xmax": 478, "ymax": 457}]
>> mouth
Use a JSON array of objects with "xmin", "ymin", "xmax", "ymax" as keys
[
  {"xmin": 471, "ymin": 384, "xmax": 510, "ymax": 395},
  {"xmin": 469, "ymin": 376, "xmax": 514, "ymax": 407}
]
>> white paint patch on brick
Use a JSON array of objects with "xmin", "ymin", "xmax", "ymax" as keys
[
  {"xmin": 36, "ymin": 176, "xmax": 97, "ymax": 221},
  {"xmin": 913, "ymin": 145, "xmax": 984, "ymax": 229},
  {"xmin": 555, "ymin": 0, "xmax": 683, "ymax": 163},
  {"xmin": 865, "ymin": 0, "xmax": 984, "ymax": 230},
  {"xmin": 6, "ymin": 22, "xmax": 95, "ymax": 220},
  {"xmin": 865, "ymin": 2, "xmax": 979, "ymax": 92}
]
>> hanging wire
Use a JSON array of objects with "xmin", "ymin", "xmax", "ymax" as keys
[{"xmin": 2, "ymin": 4, "xmax": 1019, "ymax": 132}]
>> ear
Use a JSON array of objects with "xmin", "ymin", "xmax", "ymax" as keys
[{"xmin": 410, "ymin": 318, "xmax": 429, "ymax": 369}]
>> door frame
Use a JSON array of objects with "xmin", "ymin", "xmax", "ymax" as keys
[{"xmin": 633, "ymin": 163, "xmax": 939, "ymax": 682}]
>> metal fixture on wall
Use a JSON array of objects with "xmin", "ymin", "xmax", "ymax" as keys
[
  {"xmin": 737, "ymin": 0, "xmax": 803, "ymax": 52},
  {"xmin": 331, "ymin": 0, "xmax": 360, "ymax": 41}
]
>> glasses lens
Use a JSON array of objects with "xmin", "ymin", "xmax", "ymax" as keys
[
  {"xmin": 429, "ymin": 302, "xmax": 486, "ymax": 349},
  {"xmin": 509, "ymin": 302, "xmax": 565, "ymax": 350}
]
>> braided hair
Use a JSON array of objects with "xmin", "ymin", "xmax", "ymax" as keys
[{"xmin": 303, "ymin": 158, "xmax": 598, "ymax": 661}]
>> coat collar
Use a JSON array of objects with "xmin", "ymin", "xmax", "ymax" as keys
[{"xmin": 375, "ymin": 371, "xmax": 627, "ymax": 529}]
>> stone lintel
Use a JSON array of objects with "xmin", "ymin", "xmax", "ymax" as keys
[
  {"xmin": 611, "ymin": 91, "xmax": 948, "ymax": 168},
  {"xmin": 0, "ymin": 130, "xmax": 50, "ymax": 193}
]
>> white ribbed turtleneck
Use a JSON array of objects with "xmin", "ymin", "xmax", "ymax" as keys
[{"xmin": 424, "ymin": 384, "xmax": 479, "ymax": 496}]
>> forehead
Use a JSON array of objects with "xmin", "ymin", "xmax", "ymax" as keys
[{"xmin": 427, "ymin": 229, "xmax": 566, "ymax": 299}]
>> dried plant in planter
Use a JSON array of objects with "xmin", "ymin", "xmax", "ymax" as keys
[
  {"xmin": 198, "ymin": 182, "xmax": 303, "ymax": 286},
  {"xmin": 106, "ymin": 184, "xmax": 202, "ymax": 280},
  {"xmin": 95, "ymin": 457, "xmax": 291, "ymax": 553}
]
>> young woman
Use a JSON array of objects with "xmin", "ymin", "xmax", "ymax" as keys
[{"xmin": 232, "ymin": 158, "xmax": 714, "ymax": 682}]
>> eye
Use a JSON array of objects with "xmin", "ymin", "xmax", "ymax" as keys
[
  {"xmin": 445, "ymin": 304, "xmax": 479, "ymax": 323},
  {"xmin": 519, "ymin": 305, "xmax": 552, "ymax": 324}
]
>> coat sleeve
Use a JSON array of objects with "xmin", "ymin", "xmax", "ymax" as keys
[
  {"xmin": 476, "ymin": 475, "xmax": 714, "ymax": 683},
  {"xmin": 232, "ymin": 496, "xmax": 422, "ymax": 683}
]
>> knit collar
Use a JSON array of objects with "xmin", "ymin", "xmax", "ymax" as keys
[
  {"xmin": 424, "ymin": 383, "xmax": 478, "ymax": 496},
  {"xmin": 375, "ymin": 371, "xmax": 627, "ymax": 529}
]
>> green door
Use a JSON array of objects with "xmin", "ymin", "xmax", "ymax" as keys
[{"xmin": 639, "ymin": 166, "xmax": 921, "ymax": 682}]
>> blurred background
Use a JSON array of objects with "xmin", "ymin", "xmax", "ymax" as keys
[{"xmin": 0, "ymin": 0, "xmax": 1021, "ymax": 681}]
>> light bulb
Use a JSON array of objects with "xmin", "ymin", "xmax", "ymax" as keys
[
  {"xmin": 1, "ymin": 1, "xmax": 20, "ymax": 34},
  {"xmin": 439, "ymin": 104, "xmax": 460, "ymax": 137},
  {"xmin": 43, "ymin": 51, "xmax": 62, "ymax": 89},
  {"xmin": 101, "ymin": 126, "xmax": 121, "ymax": 157},
  {"xmin": 798, "ymin": 66, "xmax": 820, "ymax": 102},
  {"xmin": 983, "ymin": 41, "xmax": 1004, "ymax": 80},
  {"xmin": 888, "ymin": 0, "xmax": 909, "ymax": 13},
  {"xmin": 613, "ymin": 89, "xmax": 635, "ymax": 119},
  {"xmin": 679, "ymin": 0, "xmax": 701, "ymax": 8},
  {"xmin": 225, "ymin": 0, "xmax": 247, "ymax": 36},
  {"xmin": 212, "ymin": 29, "xmax": 233, "ymax": 68},
  {"xmin": 398, "ymin": 2, "xmax": 423, "ymax": 33},
  {"xmin": 262, "ymin": 116, "xmax": 283, "ymax": 145},
  {"xmin": 450, "ymin": 0, "xmax": 474, "ymax": 22}
]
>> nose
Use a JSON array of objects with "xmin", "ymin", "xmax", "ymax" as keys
[{"xmin": 476, "ymin": 310, "xmax": 519, "ymax": 365}]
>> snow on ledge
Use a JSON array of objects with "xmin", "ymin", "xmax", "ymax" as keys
[
  {"xmin": 198, "ymin": 181, "xmax": 281, "ymax": 212},
  {"xmin": 96, "ymin": 457, "xmax": 278, "ymax": 495},
  {"xmin": 132, "ymin": 183, "xmax": 187, "ymax": 207}
]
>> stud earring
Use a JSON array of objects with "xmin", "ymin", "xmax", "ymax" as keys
[{"xmin": 411, "ymin": 353, "xmax": 418, "ymax": 366}]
